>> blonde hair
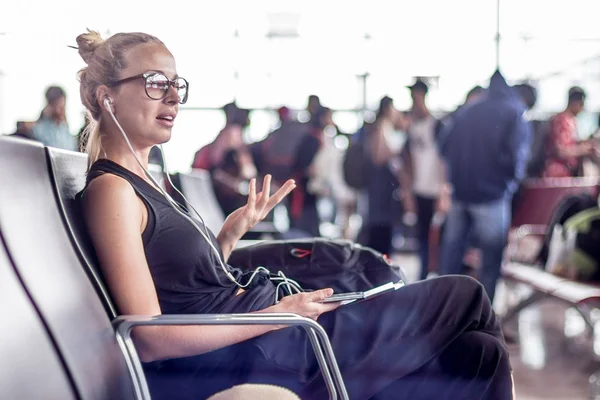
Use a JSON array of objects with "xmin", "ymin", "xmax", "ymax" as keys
[{"xmin": 76, "ymin": 29, "xmax": 164, "ymax": 168}]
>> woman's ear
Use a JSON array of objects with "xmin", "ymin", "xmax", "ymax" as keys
[{"xmin": 96, "ymin": 85, "xmax": 114, "ymax": 114}]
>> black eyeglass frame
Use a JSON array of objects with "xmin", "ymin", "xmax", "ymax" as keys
[{"xmin": 107, "ymin": 72, "xmax": 189, "ymax": 104}]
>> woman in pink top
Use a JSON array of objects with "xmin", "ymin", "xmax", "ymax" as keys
[{"xmin": 192, "ymin": 103, "xmax": 255, "ymax": 175}]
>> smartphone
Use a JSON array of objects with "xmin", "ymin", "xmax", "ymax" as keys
[{"xmin": 319, "ymin": 292, "xmax": 365, "ymax": 303}]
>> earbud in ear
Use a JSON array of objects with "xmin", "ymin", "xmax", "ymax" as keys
[{"xmin": 103, "ymin": 96, "xmax": 114, "ymax": 113}]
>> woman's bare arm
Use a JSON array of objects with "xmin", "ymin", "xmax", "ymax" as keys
[{"xmin": 82, "ymin": 174, "xmax": 334, "ymax": 362}]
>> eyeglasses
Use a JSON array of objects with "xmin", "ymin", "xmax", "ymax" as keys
[{"xmin": 108, "ymin": 72, "xmax": 189, "ymax": 104}]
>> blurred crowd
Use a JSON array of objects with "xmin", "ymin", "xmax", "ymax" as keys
[
  {"xmin": 183, "ymin": 71, "xmax": 599, "ymax": 303},
  {"xmin": 6, "ymin": 71, "xmax": 600, "ymax": 302}
]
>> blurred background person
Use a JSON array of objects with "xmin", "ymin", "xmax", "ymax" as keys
[
  {"xmin": 463, "ymin": 85, "xmax": 486, "ymax": 106},
  {"xmin": 308, "ymin": 110, "xmax": 357, "ymax": 239},
  {"xmin": 252, "ymin": 105, "xmax": 310, "ymax": 186},
  {"xmin": 543, "ymin": 87, "xmax": 596, "ymax": 178},
  {"xmin": 307, "ymin": 94, "xmax": 321, "ymax": 118},
  {"xmin": 9, "ymin": 121, "xmax": 36, "ymax": 141},
  {"xmin": 32, "ymin": 86, "xmax": 77, "ymax": 150},
  {"xmin": 358, "ymin": 97, "xmax": 402, "ymax": 255},
  {"xmin": 400, "ymin": 79, "xmax": 449, "ymax": 280},
  {"xmin": 440, "ymin": 85, "xmax": 487, "ymax": 128},
  {"xmin": 438, "ymin": 70, "xmax": 532, "ymax": 302},
  {"xmin": 192, "ymin": 102, "xmax": 257, "ymax": 216},
  {"xmin": 288, "ymin": 106, "xmax": 333, "ymax": 237},
  {"xmin": 192, "ymin": 102, "xmax": 254, "ymax": 175}
]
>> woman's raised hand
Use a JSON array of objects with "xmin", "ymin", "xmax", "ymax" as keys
[{"xmin": 219, "ymin": 175, "xmax": 295, "ymax": 243}]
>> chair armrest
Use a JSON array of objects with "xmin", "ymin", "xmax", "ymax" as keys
[
  {"xmin": 507, "ymin": 224, "xmax": 547, "ymax": 263},
  {"xmin": 513, "ymin": 224, "xmax": 548, "ymax": 239},
  {"xmin": 113, "ymin": 313, "xmax": 348, "ymax": 400}
]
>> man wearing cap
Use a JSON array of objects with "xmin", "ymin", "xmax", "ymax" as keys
[{"xmin": 399, "ymin": 79, "xmax": 449, "ymax": 280}]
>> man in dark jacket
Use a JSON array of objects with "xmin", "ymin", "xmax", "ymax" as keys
[{"xmin": 438, "ymin": 70, "xmax": 532, "ymax": 302}]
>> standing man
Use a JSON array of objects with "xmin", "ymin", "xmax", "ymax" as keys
[
  {"xmin": 438, "ymin": 70, "xmax": 532, "ymax": 302},
  {"xmin": 400, "ymin": 79, "xmax": 449, "ymax": 280}
]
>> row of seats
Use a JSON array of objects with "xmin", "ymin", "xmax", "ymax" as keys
[
  {"xmin": 502, "ymin": 178, "xmax": 600, "ymax": 345},
  {"xmin": 0, "ymin": 137, "xmax": 347, "ymax": 399}
]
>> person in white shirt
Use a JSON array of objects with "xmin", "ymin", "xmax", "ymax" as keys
[{"xmin": 400, "ymin": 79, "xmax": 450, "ymax": 280}]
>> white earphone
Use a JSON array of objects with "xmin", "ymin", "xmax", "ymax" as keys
[
  {"xmin": 103, "ymin": 96, "xmax": 114, "ymax": 113},
  {"xmin": 103, "ymin": 98, "xmax": 302, "ymax": 302}
]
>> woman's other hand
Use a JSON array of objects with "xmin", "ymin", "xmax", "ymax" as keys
[
  {"xmin": 224, "ymin": 174, "xmax": 295, "ymax": 236},
  {"xmin": 272, "ymin": 289, "xmax": 341, "ymax": 320}
]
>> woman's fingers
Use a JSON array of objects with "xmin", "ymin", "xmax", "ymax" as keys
[
  {"xmin": 307, "ymin": 289, "xmax": 341, "ymax": 315},
  {"xmin": 247, "ymin": 177, "xmax": 295, "ymax": 224},
  {"xmin": 265, "ymin": 179, "xmax": 296, "ymax": 210},
  {"xmin": 258, "ymin": 175, "xmax": 272, "ymax": 208},
  {"xmin": 247, "ymin": 178, "xmax": 257, "ymax": 208},
  {"xmin": 307, "ymin": 288, "xmax": 334, "ymax": 302}
]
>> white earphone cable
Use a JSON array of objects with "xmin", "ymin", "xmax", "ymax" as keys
[{"xmin": 104, "ymin": 98, "xmax": 303, "ymax": 300}]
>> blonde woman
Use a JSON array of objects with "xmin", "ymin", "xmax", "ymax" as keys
[{"xmin": 76, "ymin": 29, "xmax": 513, "ymax": 399}]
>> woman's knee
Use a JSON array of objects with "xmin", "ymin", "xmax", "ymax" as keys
[
  {"xmin": 427, "ymin": 332, "xmax": 512, "ymax": 399},
  {"xmin": 440, "ymin": 331, "xmax": 510, "ymax": 379},
  {"xmin": 426, "ymin": 275, "xmax": 498, "ymax": 328},
  {"xmin": 429, "ymin": 275, "xmax": 487, "ymax": 301}
]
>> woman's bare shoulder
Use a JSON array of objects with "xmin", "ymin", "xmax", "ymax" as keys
[{"xmin": 82, "ymin": 173, "xmax": 141, "ymax": 222}]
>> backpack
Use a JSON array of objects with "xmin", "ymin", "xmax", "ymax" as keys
[
  {"xmin": 228, "ymin": 238, "xmax": 406, "ymax": 294},
  {"xmin": 547, "ymin": 208, "xmax": 600, "ymax": 282},
  {"xmin": 342, "ymin": 142, "xmax": 369, "ymax": 190},
  {"xmin": 538, "ymin": 193, "xmax": 598, "ymax": 266}
]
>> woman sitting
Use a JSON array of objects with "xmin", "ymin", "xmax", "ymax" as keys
[{"xmin": 76, "ymin": 29, "xmax": 513, "ymax": 399}]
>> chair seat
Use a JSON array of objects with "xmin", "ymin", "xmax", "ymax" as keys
[
  {"xmin": 503, "ymin": 262, "xmax": 568, "ymax": 294},
  {"xmin": 503, "ymin": 262, "xmax": 600, "ymax": 305},
  {"xmin": 552, "ymin": 281, "xmax": 600, "ymax": 305}
]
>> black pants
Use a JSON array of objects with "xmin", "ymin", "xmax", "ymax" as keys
[
  {"xmin": 416, "ymin": 195, "xmax": 437, "ymax": 280},
  {"xmin": 253, "ymin": 276, "xmax": 512, "ymax": 400},
  {"xmin": 366, "ymin": 224, "xmax": 393, "ymax": 256},
  {"xmin": 152, "ymin": 277, "xmax": 512, "ymax": 400}
]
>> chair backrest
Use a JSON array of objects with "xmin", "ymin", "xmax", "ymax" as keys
[
  {"xmin": 179, "ymin": 170, "xmax": 226, "ymax": 234},
  {"xmin": 46, "ymin": 147, "xmax": 118, "ymax": 318},
  {"xmin": 148, "ymin": 163, "xmax": 166, "ymax": 191},
  {"xmin": 0, "ymin": 137, "xmax": 136, "ymax": 399},
  {"xmin": 512, "ymin": 177, "xmax": 600, "ymax": 228},
  {"xmin": 0, "ymin": 231, "xmax": 77, "ymax": 399}
]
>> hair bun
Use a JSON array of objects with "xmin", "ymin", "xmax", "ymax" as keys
[{"xmin": 76, "ymin": 29, "xmax": 104, "ymax": 64}]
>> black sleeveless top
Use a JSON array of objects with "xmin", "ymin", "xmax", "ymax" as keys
[{"xmin": 82, "ymin": 159, "xmax": 276, "ymax": 315}]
